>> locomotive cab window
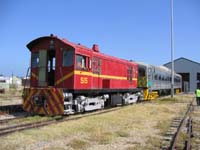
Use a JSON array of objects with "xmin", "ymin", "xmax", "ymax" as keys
[
  {"xmin": 63, "ymin": 49, "xmax": 74, "ymax": 67},
  {"xmin": 32, "ymin": 52, "xmax": 39, "ymax": 68},
  {"xmin": 76, "ymin": 55, "xmax": 86, "ymax": 70}
]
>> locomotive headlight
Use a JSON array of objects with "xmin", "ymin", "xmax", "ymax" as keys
[
  {"xmin": 49, "ymin": 40, "xmax": 54, "ymax": 50},
  {"xmin": 33, "ymin": 96, "xmax": 39, "ymax": 102},
  {"xmin": 32, "ymin": 95, "xmax": 46, "ymax": 106}
]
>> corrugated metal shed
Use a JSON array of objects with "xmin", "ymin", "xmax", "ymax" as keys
[{"xmin": 164, "ymin": 57, "xmax": 200, "ymax": 92}]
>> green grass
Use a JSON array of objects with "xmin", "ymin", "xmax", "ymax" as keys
[
  {"xmin": 44, "ymin": 147, "xmax": 66, "ymax": 150},
  {"xmin": 154, "ymin": 98, "xmax": 178, "ymax": 104},
  {"xmin": 68, "ymin": 139, "xmax": 89, "ymax": 150},
  {"xmin": 0, "ymin": 88, "xmax": 22, "ymax": 106},
  {"xmin": 115, "ymin": 130, "xmax": 130, "ymax": 137},
  {"xmin": 155, "ymin": 120, "xmax": 171, "ymax": 135},
  {"xmin": 0, "ymin": 94, "xmax": 194, "ymax": 150},
  {"xmin": 12, "ymin": 115, "xmax": 52, "ymax": 123}
]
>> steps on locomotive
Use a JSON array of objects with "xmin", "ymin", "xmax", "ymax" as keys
[
  {"xmin": 143, "ymin": 89, "xmax": 158, "ymax": 100},
  {"xmin": 148, "ymin": 91, "xmax": 159, "ymax": 100}
]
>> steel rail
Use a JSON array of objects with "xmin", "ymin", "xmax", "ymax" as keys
[
  {"xmin": 0, "ymin": 107, "xmax": 121, "ymax": 137},
  {"xmin": 185, "ymin": 117, "xmax": 192, "ymax": 150},
  {"xmin": 170, "ymin": 99, "xmax": 195, "ymax": 150},
  {"xmin": 0, "ymin": 115, "xmax": 29, "ymax": 124}
]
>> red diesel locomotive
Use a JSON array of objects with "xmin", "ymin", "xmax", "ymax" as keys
[{"xmin": 23, "ymin": 35, "xmax": 140, "ymax": 115}]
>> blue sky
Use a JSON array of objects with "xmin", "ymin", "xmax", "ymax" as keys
[{"xmin": 1, "ymin": 0, "xmax": 199, "ymax": 77}]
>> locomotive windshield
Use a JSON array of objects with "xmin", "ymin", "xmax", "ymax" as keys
[{"xmin": 31, "ymin": 52, "xmax": 39, "ymax": 68}]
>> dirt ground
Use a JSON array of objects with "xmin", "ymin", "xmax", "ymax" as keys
[{"xmin": 0, "ymin": 93, "xmax": 195, "ymax": 150}]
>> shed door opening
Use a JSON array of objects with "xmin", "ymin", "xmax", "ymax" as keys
[
  {"xmin": 197, "ymin": 73, "xmax": 200, "ymax": 88},
  {"xmin": 178, "ymin": 73, "xmax": 190, "ymax": 92}
]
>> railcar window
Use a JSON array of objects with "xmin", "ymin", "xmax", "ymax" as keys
[
  {"xmin": 154, "ymin": 74, "xmax": 158, "ymax": 80},
  {"xmin": 32, "ymin": 52, "xmax": 39, "ymax": 68},
  {"xmin": 159, "ymin": 75, "xmax": 161, "ymax": 80},
  {"xmin": 76, "ymin": 55, "xmax": 86, "ymax": 69},
  {"xmin": 63, "ymin": 50, "xmax": 74, "ymax": 67},
  {"xmin": 148, "ymin": 68, "xmax": 152, "ymax": 73},
  {"xmin": 175, "ymin": 77, "xmax": 180, "ymax": 83},
  {"xmin": 162, "ymin": 76, "xmax": 164, "ymax": 81}
]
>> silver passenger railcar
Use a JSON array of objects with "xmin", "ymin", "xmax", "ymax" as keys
[{"xmin": 137, "ymin": 62, "xmax": 182, "ymax": 100}]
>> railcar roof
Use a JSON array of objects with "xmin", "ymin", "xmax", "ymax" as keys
[
  {"xmin": 157, "ymin": 66, "xmax": 171, "ymax": 72},
  {"xmin": 135, "ymin": 61, "xmax": 153, "ymax": 67},
  {"xmin": 136, "ymin": 61, "xmax": 181, "ymax": 77}
]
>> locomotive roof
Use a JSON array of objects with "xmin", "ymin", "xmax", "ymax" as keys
[
  {"xmin": 27, "ymin": 35, "xmax": 91, "ymax": 51},
  {"xmin": 27, "ymin": 35, "xmax": 138, "ymax": 65}
]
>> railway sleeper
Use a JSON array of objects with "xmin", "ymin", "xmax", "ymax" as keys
[
  {"xmin": 171, "ymin": 121, "xmax": 181, "ymax": 125},
  {"xmin": 165, "ymin": 131, "xmax": 176, "ymax": 136},
  {"xmin": 162, "ymin": 136, "xmax": 173, "ymax": 141}
]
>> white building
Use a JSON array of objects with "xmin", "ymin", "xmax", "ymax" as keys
[
  {"xmin": 0, "ymin": 75, "xmax": 10, "ymax": 91},
  {"xmin": 0, "ymin": 75, "xmax": 22, "ymax": 91},
  {"xmin": 9, "ymin": 76, "xmax": 22, "ymax": 87}
]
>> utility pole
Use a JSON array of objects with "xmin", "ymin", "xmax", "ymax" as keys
[{"xmin": 171, "ymin": 0, "xmax": 174, "ymax": 98}]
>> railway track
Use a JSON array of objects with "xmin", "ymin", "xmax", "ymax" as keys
[
  {"xmin": 0, "ymin": 113, "xmax": 30, "ymax": 124},
  {"xmin": 0, "ymin": 97, "xmax": 159, "ymax": 136},
  {"xmin": 161, "ymin": 97, "xmax": 199, "ymax": 150},
  {"xmin": 190, "ymin": 106, "xmax": 200, "ymax": 149},
  {"xmin": 0, "ymin": 104, "xmax": 24, "ymax": 113},
  {"xmin": 0, "ymin": 107, "xmax": 121, "ymax": 137}
]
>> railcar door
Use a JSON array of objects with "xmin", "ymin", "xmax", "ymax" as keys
[
  {"xmin": 38, "ymin": 50, "xmax": 47, "ymax": 86},
  {"xmin": 147, "ymin": 66, "xmax": 153, "ymax": 90},
  {"xmin": 138, "ymin": 65, "xmax": 147, "ymax": 88},
  {"xmin": 92, "ymin": 57, "xmax": 101, "ymax": 89}
]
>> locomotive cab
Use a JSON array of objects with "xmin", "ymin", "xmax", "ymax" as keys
[
  {"xmin": 29, "ymin": 36, "xmax": 75, "ymax": 88},
  {"xmin": 23, "ymin": 35, "xmax": 77, "ymax": 115}
]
